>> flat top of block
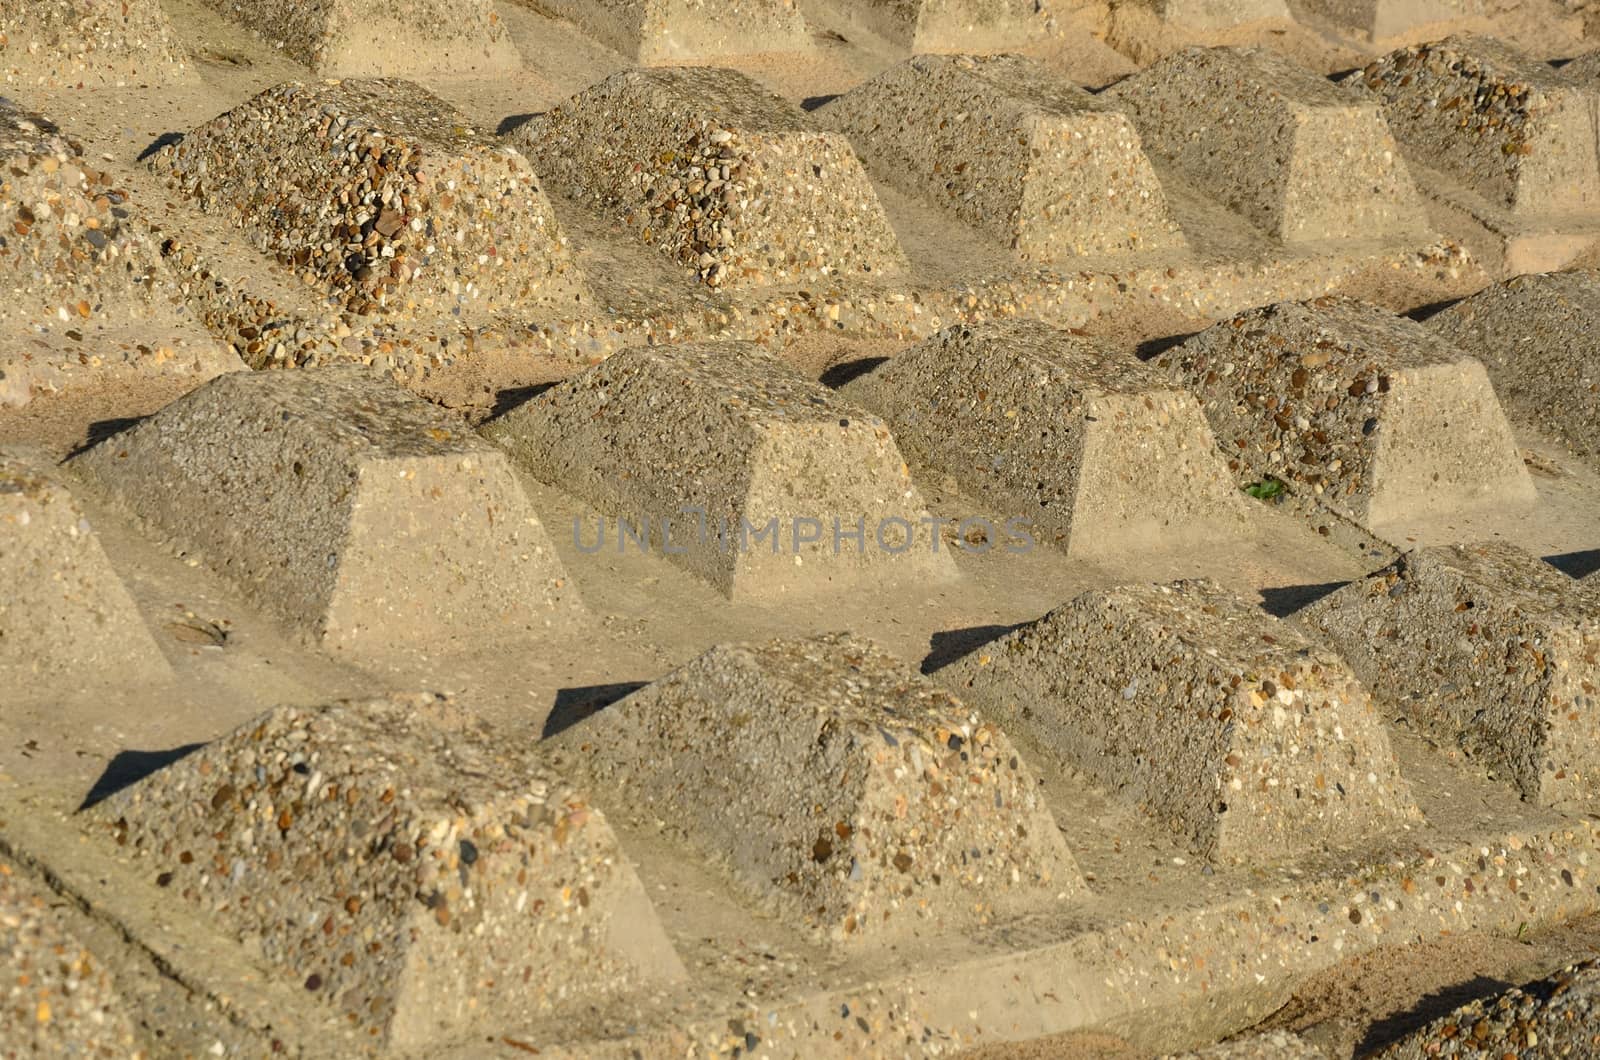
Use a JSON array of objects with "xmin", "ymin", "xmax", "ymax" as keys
[
  {"xmin": 1356, "ymin": 35, "xmax": 1574, "ymax": 97},
  {"xmin": 562, "ymin": 66, "xmax": 812, "ymax": 133},
  {"xmin": 923, "ymin": 321, "xmax": 1169, "ymax": 395},
  {"xmin": 892, "ymin": 54, "xmax": 1102, "ymax": 116},
  {"xmin": 186, "ymin": 79, "xmax": 493, "ymax": 153},
  {"xmin": 0, "ymin": 96, "xmax": 71, "ymax": 157},
  {"xmin": 1401, "ymin": 542, "xmax": 1600, "ymax": 621},
  {"xmin": 1109, "ymin": 45, "xmax": 1366, "ymax": 110},
  {"xmin": 1171, "ymin": 297, "xmax": 1472, "ymax": 370}
]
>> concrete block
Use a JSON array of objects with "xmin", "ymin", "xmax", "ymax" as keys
[
  {"xmin": 0, "ymin": 0, "xmax": 189, "ymax": 85},
  {"xmin": 531, "ymin": 0, "xmax": 810, "ymax": 61}
]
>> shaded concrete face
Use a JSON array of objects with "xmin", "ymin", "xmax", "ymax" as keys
[
  {"xmin": 1301, "ymin": 542, "xmax": 1600, "ymax": 807},
  {"xmin": 81, "ymin": 696, "xmax": 684, "ymax": 1050},
  {"xmin": 836, "ymin": 0, "xmax": 1044, "ymax": 49},
  {"xmin": 547, "ymin": 632, "xmax": 1082, "ymax": 945},
  {"xmin": 841, "ymin": 320, "xmax": 1252, "ymax": 557},
  {"xmin": 818, "ymin": 54, "xmax": 1185, "ymax": 264},
  {"xmin": 485, "ymin": 341, "xmax": 955, "ymax": 600},
  {"xmin": 534, "ymin": 0, "xmax": 810, "ymax": 61},
  {"xmin": 1158, "ymin": 296, "xmax": 1535, "ymax": 528},
  {"xmin": 68, "ymin": 368, "xmax": 582, "ymax": 654},
  {"xmin": 942, "ymin": 579, "xmax": 1420, "ymax": 862}
]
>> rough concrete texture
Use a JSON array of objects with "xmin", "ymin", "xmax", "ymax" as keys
[
  {"xmin": 1300, "ymin": 542, "xmax": 1600, "ymax": 807},
  {"xmin": 817, "ymin": 54, "xmax": 1185, "ymax": 264},
  {"xmin": 195, "ymin": 0, "xmax": 518, "ymax": 76},
  {"xmin": 1165, "ymin": 1030, "xmax": 1325, "ymax": 1058},
  {"xmin": 1291, "ymin": 0, "xmax": 1489, "ymax": 38},
  {"xmin": 1347, "ymin": 36, "xmax": 1600, "ymax": 219},
  {"xmin": 1105, "ymin": 46, "xmax": 1431, "ymax": 246},
  {"xmin": 1376, "ymin": 958, "xmax": 1600, "ymax": 1057},
  {"xmin": 68, "ymin": 367, "xmax": 581, "ymax": 655},
  {"xmin": 548, "ymin": 632, "xmax": 1082, "ymax": 945},
  {"xmin": 514, "ymin": 66, "xmax": 906, "ymax": 290},
  {"xmin": 1156, "ymin": 296, "xmax": 1536, "ymax": 528},
  {"xmin": 484, "ymin": 341, "xmax": 955, "ymax": 600},
  {"xmin": 148, "ymin": 79, "xmax": 587, "ymax": 322},
  {"xmin": 0, "ymin": 98, "xmax": 239, "ymax": 410},
  {"xmin": 0, "ymin": 0, "xmax": 189, "ymax": 86},
  {"xmin": 1146, "ymin": 0, "xmax": 1293, "ymax": 29},
  {"xmin": 828, "ymin": 0, "xmax": 1045, "ymax": 49},
  {"xmin": 839, "ymin": 321, "xmax": 1253, "ymax": 558},
  {"xmin": 1428, "ymin": 268, "xmax": 1600, "ymax": 461},
  {"xmin": 942, "ymin": 579, "xmax": 1421, "ymax": 862},
  {"xmin": 83, "ymin": 695, "xmax": 685, "ymax": 1052},
  {"xmin": 1, "ymin": 447, "xmax": 168, "ymax": 690},
  {"xmin": 0, "ymin": 861, "xmax": 146, "ymax": 1058},
  {"xmin": 531, "ymin": 0, "xmax": 810, "ymax": 61}
]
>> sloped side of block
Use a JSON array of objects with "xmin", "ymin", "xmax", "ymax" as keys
[
  {"xmin": 843, "ymin": 0, "xmax": 1043, "ymax": 49},
  {"xmin": 484, "ymin": 341, "xmax": 955, "ymax": 599},
  {"xmin": 0, "ymin": 100, "xmax": 240, "ymax": 410},
  {"xmin": 548, "ymin": 633, "xmax": 1082, "ymax": 945},
  {"xmin": 1300, "ymin": 542, "xmax": 1600, "ymax": 806},
  {"xmin": 1156, "ymin": 297, "xmax": 1535, "ymax": 526},
  {"xmin": 840, "ymin": 321, "xmax": 1252, "ymax": 556},
  {"xmin": 817, "ymin": 54, "xmax": 1185, "ymax": 262},
  {"xmin": 1106, "ymin": 46, "xmax": 1430, "ymax": 244},
  {"xmin": 535, "ymin": 0, "xmax": 810, "ymax": 60},
  {"xmin": 942, "ymin": 580, "xmax": 1421, "ymax": 862},
  {"xmin": 148, "ymin": 79, "xmax": 587, "ymax": 321},
  {"xmin": 1378, "ymin": 959, "xmax": 1600, "ymax": 1059},
  {"xmin": 83, "ymin": 696, "xmax": 684, "ymax": 1050},
  {"xmin": 0, "ymin": 863, "xmax": 145, "ymax": 1057},
  {"xmin": 1428, "ymin": 269, "xmax": 1600, "ymax": 460},
  {"xmin": 1347, "ymin": 36, "xmax": 1600, "ymax": 218},
  {"xmin": 0, "ymin": 0, "xmax": 190, "ymax": 86},
  {"xmin": 195, "ymin": 0, "xmax": 518, "ymax": 75},
  {"xmin": 69, "ymin": 368, "xmax": 581, "ymax": 653},
  {"xmin": 516, "ymin": 66, "xmax": 906, "ymax": 289},
  {"xmin": 1, "ymin": 448, "xmax": 169, "ymax": 689}
]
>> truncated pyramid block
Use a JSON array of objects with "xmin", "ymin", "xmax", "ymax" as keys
[
  {"xmin": 1380, "ymin": 959, "xmax": 1600, "ymax": 1060},
  {"xmin": 69, "ymin": 368, "xmax": 582, "ymax": 654},
  {"xmin": 1146, "ymin": 0, "xmax": 1292, "ymax": 28},
  {"xmin": 1348, "ymin": 37, "xmax": 1600, "ymax": 219},
  {"xmin": 817, "ymin": 55, "xmax": 1185, "ymax": 263},
  {"xmin": 1, "ymin": 0, "xmax": 190, "ymax": 86},
  {"xmin": 1, "ymin": 448, "xmax": 169, "ymax": 689},
  {"xmin": 1157, "ymin": 297, "xmax": 1536, "ymax": 527},
  {"xmin": 194, "ymin": 0, "xmax": 518, "ymax": 75},
  {"xmin": 942, "ymin": 580, "xmax": 1421, "ymax": 861},
  {"xmin": 515, "ymin": 67, "xmax": 906, "ymax": 289},
  {"xmin": 0, "ymin": 863, "xmax": 143, "ymax": 1057},
  {"xmin": 839, "ymin": 321, "xmax": 1252, "ymax": 557},
  {"xmin": 83, "ymin": 696, "xmax": 685, "ymax": 1050},
  {"xmin": 533, "ymin": 0, "xmax": 810, "ymax": 61},
  {"xmin": 148, "ymin": 80, "xmax": 587, "ymax": 321},
  {"xmin": 840, "ymin": 0, "xmax": 1043, "ymax": 49},
  {"xmin": 1, "ymin": 99, "xmax": 239, "ymax": 410},
  {"xmin": 484, "ymin": 342, "xmax": 956, "ymax": 599},
  {"xmin": 548, "ymin": 633, "xmax": 1082, "ymax": 944},
  {"xmin": 1105, "ymin": 46, "xmax": 1431, "ymax": 245},
  {"xmin": 1300, "ymin": 542, "xmax": 1600, "ymax": 806},
  {"xmin": 1292, "ymin": 0, "xmax": 1486, "ymax": 38},
  {"xmin": 1428, "ymin": 269, "xmax": 1600, "ymax": 461}
]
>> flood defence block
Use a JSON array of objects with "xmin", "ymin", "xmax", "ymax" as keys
[
  {"xmin": 194, "ymin": 0, "xmax": 518, "ymax": 75},
  {"xmin": 515, "ymin": 66, "xmax": 906, "ymax": 289},
  {"xmin": 532, "ymin": 0, "xmax": 810, "ymax": 61},
  {"xmin": 817, "ymin": 54, "xmax": 1185, "ymax": 263},
  {"xmin": 69, "ymin": 367, "xmax": 582, "ymax": 654},
  {"xmin": 1347, "ymin": 36, "xmax": 1600, "ymax": 220},
  {"xmin": 1145, "ymin": 0, "xmax": 1293, "ymax": 29},
  {"xmin": 1105, "ymin": 46, "xmax": 1431, "ymax": 245},
  {"xmin": 1300, "ymin": 542, "xmax": 1600, "ymax": 806},
  {"xmin": 1381, "ymin": 958, "xmax": 1600, "ymax": 1059},
  {"xmin": 0, "ymin": 863, "xmax": 143, "ymax": 1056},
  {"xmin": 484, "ymin": 341, "xmax": 956, "ymax": 599},
  {"xmin": 1156, "ymin": 297, "xmax": 1536, "ymax": 527},
  {"xmin": 148, "ymin": 79, "xmax": 587, "ymax": 320},
  {"xmin": 1294, "ymin": 0, "xmax": 1488, "ymax": 39},
  {"xmin": 83, "ymin": 695, "xmax": 685, "ymax": 1051},
  {"xmin": 0, "ymin": 99, "xmax": 238, "ymax": 410},
  {"xmin": 548, "ymin": 632, "xmax": 1082, "ymax": 944},
  {"xmin": 0, "ymin": 0, "xmax": 189, "ymax": 85},
  {"xmin": 837, "ymin": 0, "xmax": 1043, "ymax": 50},
  {"xmin": 942, "ymin": 579, "xmax": 1421, "ymax": 862},
  {"xmin": 1428, "ymin": 268, "xmax": 1600, "ymax": 461},
  {"xmin": 839, "ymin": 321, "xmax": 1252, "ymax": 557},
  {"xmin": 1, "ymin": 448, "xmax": 168, "ymax": 689}
]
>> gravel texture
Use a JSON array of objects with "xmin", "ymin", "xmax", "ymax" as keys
[
  {"xmin": 1375, "ymin": 957, "xmax": 1600, "ymax": 1058},
  {"xmin": 68, "ymin": 366, "xmax": 582, "ymax": 655},
  {"xmin": 0, "ymin": 0, "xmax": 190, "ymax": 86},
  {"xmin": 1106, "ymin": 45, "xmax": 1431, "ymax": 245},
  {"xmin": 818, "ymin": 54, "xmax": 1185, "ymax": 264},
  {"xmin": 548, "ymin": 632, "xmax": 1082, "ymax": 946},
  {"xmin": 840, "ymin": 320, "xmax": 1252, "ymax": 558},
  {"xmin": 942, "ymin": 578, "xmax": 1422, "ymax": 863},
  {"xmin": 1300, "ymin": 541, "xmax": 1600, "ymax": 807},
  {"xmin": 1157, "ymin": 296, "xmax": 1536, "ymax": 528}
]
